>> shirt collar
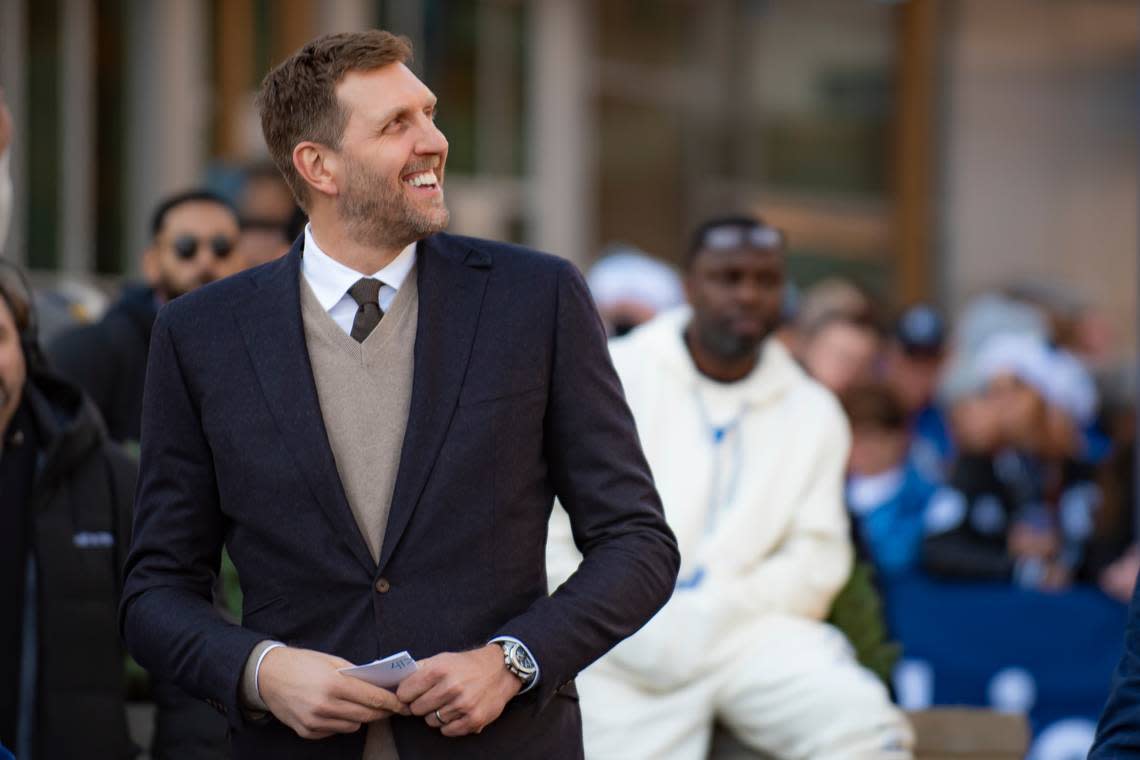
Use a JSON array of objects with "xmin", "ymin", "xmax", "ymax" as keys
[{"xmin": 301, "ymin": 223, "xmax": 418, "ymax": 312}]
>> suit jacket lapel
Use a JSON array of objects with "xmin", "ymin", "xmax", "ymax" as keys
[
  {"xmin": 234, "ymin": 241, "xmax": 377, "ymax": 575},
  {"xmin": 378, "ymin": 235, "xmax": 491, "ymax": 572}
]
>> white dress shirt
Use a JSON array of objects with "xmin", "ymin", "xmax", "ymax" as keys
[{"xmin": 301, "ymin": 224, "xmax": 417, "ymax": 334}]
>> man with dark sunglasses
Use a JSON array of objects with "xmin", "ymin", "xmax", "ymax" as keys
[
  {"xmin": 45, "ymin": 189, "xmax": 241, "ymax": 758},
  {"xmin": 48, "ymin": 189, "xmax": 240, "ymax": 445}
]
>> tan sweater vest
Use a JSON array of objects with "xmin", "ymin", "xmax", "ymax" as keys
[
  {"xmin": 241, "ymin": 268, "xmax": 418, "ymax": 759},
  {"xmin": 300, "ymin": 268, "xmax": 417, "ymax": 566}
]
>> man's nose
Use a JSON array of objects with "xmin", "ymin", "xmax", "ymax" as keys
[
  {"xmin": 415, "ymin": 117, "xmax": 449, "ymax": 156},
  {"xmin": 734, "ymin": 282, "xmax": 763, "ymax": 307}
]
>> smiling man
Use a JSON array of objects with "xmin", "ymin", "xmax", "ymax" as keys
[
  {"xmin": 547, "ymin": 215, "xmax": 914, "ymax": 759},
  {"xmin": 120, "ymin": 30, "xmax": 678, "ymax": 759}
]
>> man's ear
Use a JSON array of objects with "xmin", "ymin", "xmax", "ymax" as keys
[
  {"xmin": 141, "ymin": 247, "xmax": 160, "ymax": 287},
  {"xmin": 293, "ymin": 142, "xmax": 340, "ymax": 201}
]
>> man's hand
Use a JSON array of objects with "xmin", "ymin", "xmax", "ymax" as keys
[
  {"xmin": 1101, "ymin": 545, "xmax": 1140, "ymax": 603},
  {"xmin": 258, "ymin": 646, "xmax": 411, "ymax": 740},
  {"xmin": 396, "ymin": 644, "xmax": 522, "ymax": 738}
]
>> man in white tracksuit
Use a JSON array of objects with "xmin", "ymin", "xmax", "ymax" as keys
[{"xmin": 547, "ymin": 215, "xmax": 913, "ymax": 759}]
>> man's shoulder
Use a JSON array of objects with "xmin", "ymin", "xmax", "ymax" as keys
[
  {"xmin": 785, "ymin": 375, "xmax": 849, "ymax": 439},
  {"xmin": 156, "ymin": 265, "xmax": 264, "ymax": 330},
  {"xmin": 757, "ymin": 343, "xmax": 848, "ymax": 435},
  {"xmin": 434, "ymin": 233, "xmax": 572, "ymax": 279}
]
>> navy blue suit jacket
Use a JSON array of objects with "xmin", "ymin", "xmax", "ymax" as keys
[
  {"xmin": 1092, "ymin": 574, "xmax": 1140, "ymax": 758},
  {"xmin": 120, "ymin": 234, "xmax": 680, "ymax": 759}
]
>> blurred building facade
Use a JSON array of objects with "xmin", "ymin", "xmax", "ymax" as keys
[{"xmin": 0, "ymin": 0, "xmax": 1135, "ymax": 354}]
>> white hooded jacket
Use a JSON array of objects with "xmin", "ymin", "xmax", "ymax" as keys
[{"xmin": 547, "ymin": 306, "xmax": 853, "ymax": 689}]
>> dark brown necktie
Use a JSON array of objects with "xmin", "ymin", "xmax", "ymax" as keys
[{"xmin": 348, "ymin": 277, "xmax": 383, "ymax": 343}]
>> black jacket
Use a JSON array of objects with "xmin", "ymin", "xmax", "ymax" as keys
[
  {"xmin": 922, "ymin": 451, "xmax": 1099, "ymax": 584},
  {"xmin": 47, "ymin": 285, "xmax": 159, "ymax": 444},
  {"xmin": 122, "ymin": 234, "xmax": 680, "ymax": 759},
  {"xmin": 0, "ymin": 369, "xmax": 137, "ymax": 759}
]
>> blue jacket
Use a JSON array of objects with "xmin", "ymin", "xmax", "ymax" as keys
[{"xmin": 848, "ymin": 461, "xmax": 937, "ymax": 576}]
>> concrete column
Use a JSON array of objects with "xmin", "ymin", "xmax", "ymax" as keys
[
  {"xmin": 319, "ymin": 0, "xmax": 376, "ymax": 35},
  {"xmin": 0, "ymin": 0, "xmax": 28, "ymax": 264},
  {"xmin": 385, "ymin": 0, "xmax": 424, "ymax": 75},
  {"xmin": 59, "ymin": 0, "xmax": 96, "ymax": 274},
  {"xmin": 527, "ymin": 0, "xmax": 592, "ymax": 267},
  {"xmin": 125, "ymin": 0, "xmax": 209, "ymax": 272},
  {"xmin": 475, "ymin": 0, "xmax": 518, "ymax": 177}
]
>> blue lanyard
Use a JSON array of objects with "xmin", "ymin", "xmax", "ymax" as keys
[{"xmin": 692, "ymin": 386, "xmax": 749, "ymax": 536}]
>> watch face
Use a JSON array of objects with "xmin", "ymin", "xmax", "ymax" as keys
[{"xmin": 512, "ymin": 647, "xmax": 535, "ymax": 671}]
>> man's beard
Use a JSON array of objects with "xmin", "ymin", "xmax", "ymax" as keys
[
  {"xmin": 338, "ymin": 159, "xmax": 449, "ymax": 251},
  {"xmin": 694, "ymin": 316, "xmax": 770, "ymax": 362},
  {"xmin": 157, "ymin": 271, "xmax": 214, "ymax": 302}
]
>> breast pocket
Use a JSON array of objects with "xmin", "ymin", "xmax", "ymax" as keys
[{"xmin": 457, "ymin": 381, "xmax": 546, "ymax": 409}]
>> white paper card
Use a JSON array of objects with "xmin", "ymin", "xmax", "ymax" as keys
[{"xmin": 338, "ymin": 650, "xmax": 418, "ymax": 689}]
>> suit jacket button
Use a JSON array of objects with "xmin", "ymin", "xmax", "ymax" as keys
[{"xmin": 374, "ymin": 577, "xmax": 391, "ymax": 593}]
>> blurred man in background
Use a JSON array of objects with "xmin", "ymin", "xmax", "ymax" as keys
[
  {"xmin": 548, "ymin": 215, "xmax": 912, "ymax": 760},
  {"xmin": 48, "ymin": 189, "xmax": 240, "ymax": 444},
  {"xmin": 797, "ymin": 310, "xmax": 882, "ymax": 396},
  {"xmin": 0, "ymin": 260, "xmax": 136, "ymax": 759},
  {"xmin": 884, "ymin": 304, "xmax": 953, "ymax": 482},
  {"xmin": 585, "ymin": 245, "xmax": 684, "ymax": 337},
  {"xmin": 923, "ymin": 332, "xmax": 1101, "ymax": 591},
  {"xmin": 45, "ymin": 189, "xmax": 241, "ymax": 758},
  {"xmin": 843, "ymin": 382, "xmax": 938, "ymax": 578},
  {"xmin": 235, "ymin": 162, "xmax": 299, "ymax": 269}
]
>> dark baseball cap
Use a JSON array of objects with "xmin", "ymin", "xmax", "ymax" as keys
[{"xmin": 895, "ymin": 304, "xmax": 945, "ymax": 356}]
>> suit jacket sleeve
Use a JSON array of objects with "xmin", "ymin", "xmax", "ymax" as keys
[
  {"xmin": 119, "ymin": 310, "xmax": 265, "ymax": 727},
  {"xmin": 1090, "ymin": 573, "xmax": 1140, "ymax": 757},
  {"xmin": 492, "ymin": 260, "xmax": 680, "ymax": 710}
]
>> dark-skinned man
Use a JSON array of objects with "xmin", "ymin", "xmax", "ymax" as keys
[{"xmin": 548, "ymin": 215, "xmax": 914, "ymax": 759}]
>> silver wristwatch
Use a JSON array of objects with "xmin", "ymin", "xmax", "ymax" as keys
[{"xmin": 497, "ymin": 640, "xmax": 537, "ymax": 686}]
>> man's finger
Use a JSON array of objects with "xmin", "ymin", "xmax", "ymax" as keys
[
  {"xmin": 332, "ymin": 678, "xmax": 408, "ymax": 714},
  {"xmin": 409, "ymin": 681, "xmax": 455, "ymax": 717},
  {"xmin": 308, "ymin": 717, "xmax": 362, "ymax": 735},
  {"xmin": 441, "ymin": 717, "xmax": 477, "ymax": 738},
  {"xmin": 315, "ymin": 698, "xmax": 395, "ymax": 725},
  {"xmin": 396, "ymin": 665, "xmax": 441, "ymax": 704}
]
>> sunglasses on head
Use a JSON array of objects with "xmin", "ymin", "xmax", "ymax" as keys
[
  {"xmin": 171, "ymin": 234, "xmax": 235, "ymax": 260},
  {"xmin": 702, "ymin": 224, "xmax": 784, "ymax": 251}
]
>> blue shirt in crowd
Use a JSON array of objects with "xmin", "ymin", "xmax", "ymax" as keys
[{"xmin": 847, "ymin": 461, "xmax": 939, "ymax": 577}]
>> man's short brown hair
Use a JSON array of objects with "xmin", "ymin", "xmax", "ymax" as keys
[
  {"xmin": 841, "ymin": 382, "xmax": 906, "ymax": 433},
  {"xmin": 256, "ymin": 30, "xmax": 413, "ymax": 210}
]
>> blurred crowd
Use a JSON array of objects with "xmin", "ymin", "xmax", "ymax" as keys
[
  {"xmin": 1, "ymin": 67, "xmax": 1136, "ymax": 757},
  {"xmin": 588, "ymin": 246, "xmax": 1139, "ymax": 605}
]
